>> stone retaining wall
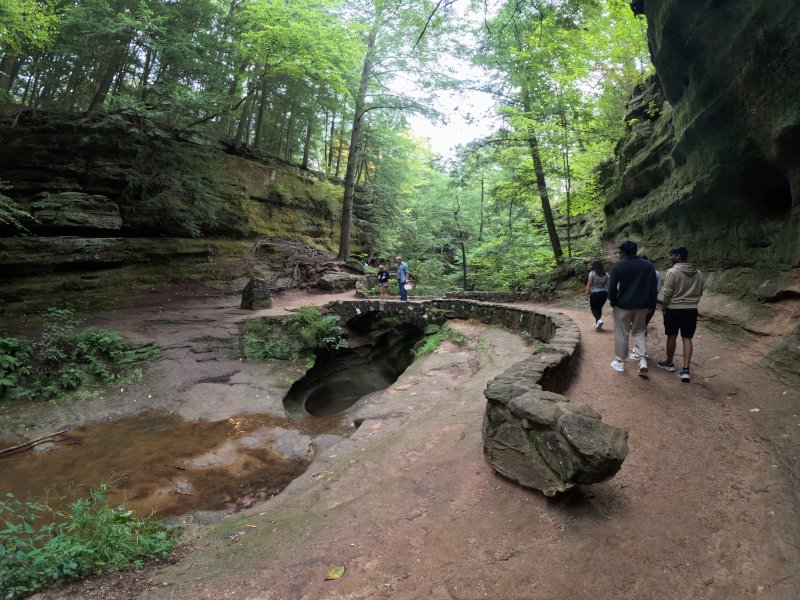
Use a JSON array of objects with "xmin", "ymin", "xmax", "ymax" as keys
[
  {"xmin": 323, "ymin": 299, "xmax": 627, "ymax": 496},
  {"xmin": 323, "ymin": 298, "xmax": 578, "ymax": 392}
]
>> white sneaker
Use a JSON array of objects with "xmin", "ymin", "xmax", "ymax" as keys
[
  {"xmin": 638, "ymin": 357, "xmax": 648, "ymax": 375},
  {"xmin": 593, "ymin": 321, "xmax": 599, "ymax": 329},
  {"xmin": 610, "ymin": 359, "xmax": 626, "ymax": 373},
  {"xmin": 596, "ymin": 319, "xmax": 603, "ymax": 329},
  {"xmin": 628, "ymin": 351, "xmax": 638, "ymax": 360}
]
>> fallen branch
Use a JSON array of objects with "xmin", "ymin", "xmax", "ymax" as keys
[{"xmin": 0, "ymin": 430, "xmax": 67, "ymax": 458}]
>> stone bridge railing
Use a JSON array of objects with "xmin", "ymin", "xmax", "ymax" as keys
[{"xmin": 324, "ymin": 299, "xmax": 628, "ymax": 496}]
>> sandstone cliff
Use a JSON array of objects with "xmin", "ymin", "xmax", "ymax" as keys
[
  {"xmin": 601, "ymin": 1, "xmax": 800, "ymax": 378},
  {"xmin": 0, "ymin": 110, "xmax": 346, "ymax": 245}
]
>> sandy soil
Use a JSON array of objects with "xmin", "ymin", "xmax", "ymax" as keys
[{"xmin": 29, "ymin": 290, "xmax": 800, "ymax": 600}]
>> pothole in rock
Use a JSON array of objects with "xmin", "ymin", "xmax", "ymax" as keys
[{"xmin": 283, "ymin": 311, "xmax": 426, "ymax": 418}]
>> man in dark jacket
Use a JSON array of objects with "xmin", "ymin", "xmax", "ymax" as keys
[{"xmin": 608, "ymin": 240, "xmax": 658, "ymax": 375}]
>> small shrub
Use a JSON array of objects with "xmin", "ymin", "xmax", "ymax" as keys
[
  {"xmin": 0, "ymin": 486, "xmax": 180, "ymax": 599},
  {"xmin": 413, "ymin": 324, "xmax": 465, "ymax": 359},
  {"xmin": 0, "ymin": 308, "xmax": 160, "ymax": 403},
  {"xmin": 241, "ymin": 306, "xmax": 347, "ymax": 361}
]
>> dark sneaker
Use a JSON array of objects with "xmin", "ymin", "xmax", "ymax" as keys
[
  {"xmin": 679, "ymin": 368, "xmax": 690, "ymax": 382},
  {"xmin": 657, "ymin": 360, "xmax": 676, "ymax": 372}
]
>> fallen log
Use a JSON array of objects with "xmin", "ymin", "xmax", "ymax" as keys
[{"xmin": 0, "ymin": 430, "xmax": 67, "ymax": 458}]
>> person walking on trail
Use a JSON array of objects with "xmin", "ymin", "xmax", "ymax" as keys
[
  {"xmin": 585, "ymin": 260, "xmax": 609, "ymax": 330},
  {"xmin": 608, "ymin": 240, "xmax": 658, "ymax": 376},
  {"xmin": 395, "ymin": 256, "xmax": 410, "ymax": 301},
  {"xmin": 657, "ymin": 246, "xmax": 704, "ymax": 383}
]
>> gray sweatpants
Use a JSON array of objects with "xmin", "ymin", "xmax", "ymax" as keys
[{"xmin": 613, "ymin": 307, "xmax": 648, "ymax": 361}]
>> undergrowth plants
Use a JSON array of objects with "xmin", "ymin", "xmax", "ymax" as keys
[
  {"xmin": 0, "ymin": 307, "xmax": 159, "ymax": 402},
  {"xmin": 412, "ymin": 323, "xmax": 467, "ymax": 359},
  {"xmin": 0, "ymin": 485, "xmax": 179, "ymax": 599},
  {"xmin": 240, "ymin": 306, "xmax": 347, "ymax": 361}
]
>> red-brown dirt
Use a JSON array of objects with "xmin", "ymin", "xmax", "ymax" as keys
[{"xmin": 31, "ymin": 290, "xmax": 800, "ymax": 600}]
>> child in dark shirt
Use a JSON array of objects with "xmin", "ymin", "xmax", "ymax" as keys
[{"xmin": 377, "ymin": 264, "xmax": 390, "ymax": 298}]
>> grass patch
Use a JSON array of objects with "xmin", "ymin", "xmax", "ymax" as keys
[
  {"xmin": 413, "ymin": 323, "xmax": 466, "ymax": 359},
  {"xmin": 0, "ymin": 484, "xmax": 180, "ymax": 599}
]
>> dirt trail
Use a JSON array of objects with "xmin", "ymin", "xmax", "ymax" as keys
[{"xmin": 33, "ymin": 291, "xmax": 800, "ymax": 600}]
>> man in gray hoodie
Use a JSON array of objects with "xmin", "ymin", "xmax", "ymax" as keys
[{"xmin": 657, "ymin": 246, "xmax": 704, "ymax": 382}]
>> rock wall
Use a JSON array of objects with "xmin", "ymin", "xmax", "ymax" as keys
[
  {"xmin": 0, "ymin": 111, "xmax": 349, "ymax": 277},
  {"xmin": 601, "ymin": 2, "xmax": 800, "ymax": 379},
  {"xmin": 323, "ymin": 299, "xmax": 629, "ymax": 496}
]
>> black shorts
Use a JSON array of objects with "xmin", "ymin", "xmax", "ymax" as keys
[{"xmin": 663, "ymin": 308, "xmax": 698, "ymax": 338}]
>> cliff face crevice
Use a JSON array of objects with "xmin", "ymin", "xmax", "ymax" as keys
[{"xmin": 601, "ymin": 1, "xmax": 800, "ymax": 378}]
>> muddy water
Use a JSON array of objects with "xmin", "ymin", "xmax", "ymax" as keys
[{"xmin": 0, "ymin": 410, "xmax": 354, "ymax": 519}]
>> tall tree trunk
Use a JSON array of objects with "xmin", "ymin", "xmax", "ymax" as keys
[
  {"xmin": 338, "ymin": 28, "xmax": 377, "ymax": 261},
  {"xmin": 301, "ymin": 118, "xmax": 313, "ymax": 169},
  {"xmin": 559, "ymin": 107, "xmax": 573, "ymax": 258},
  {"xmin": 88, "ymin": 35, "xmax": 133, "ymax": 112},
  {"xmin": 89, "ymin": 58, "xmax": 121, "ymax": 110},
  {"xmin": 253, "ymin": 82, "xmax": 268, "ymax": 149},
  {"xmin": 220, "ymin": 63, "xmax": 247, "ymax": 139},
  {"xmin": 478, "ymin": 174, "xmax": 485, "ymax": 242},
  {"xmin": 334, "ymin": 118, "xmax": 345, "ymax": 177},
  {"xmin": 514, "ymin": 23, "xmax": 563, "ymax": 263},
  {"xmin": 138, "ymin": 49, "xmax": 153, "ymax": 101},
  {"xmin": 0, "ymin": 53, "xmax": 19, "ymax": 92},
  {"xmin": 284, "ymin": 111, "xmax": 295, "ymax": 161},
  {"xmin": 527, "ymin": 132, "xmax": 563, "ymax": 262},
  {"xmin": 232, "ymin": 88, "xmax": 255, "ymax": 149},
  {"xmin": 452, "ymin": 197, "xmax": 468, "ymax": 290},
  {"xmin": 326, "ymin": 107, "xmax": 337, "ymax": 169}
]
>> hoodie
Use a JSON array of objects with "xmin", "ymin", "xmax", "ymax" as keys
[
  {"xmin": 608, "ymin": 256, "xmax": 658, "ymax": 310},
  {"xmin": 658, "ymin": 262, "xmax": 704, "ymax": 310}
]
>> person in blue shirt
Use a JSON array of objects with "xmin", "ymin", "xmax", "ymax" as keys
[{"xmin": 395, "ymin": 256, "xmax": 410, "ymax": 301}]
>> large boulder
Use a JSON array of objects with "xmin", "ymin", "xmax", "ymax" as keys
[
  {"xmin": 241, "ymin": 278, "xmax": 272, "ymax": 309},
  {"xmin": 483, "ymin": 388, "xmax": 628, "ymax": 496},
  {"xmin": 318, "ymin": 272, "xmax": 360, "ymax": 292}
]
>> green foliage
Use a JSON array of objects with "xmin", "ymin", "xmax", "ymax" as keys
[
  {"xmin": 518, "ymin": 330, "xmax": 544, "ymax": 348},
  {"xmin": 241, "ymin": 306, "xmax": 347, "ymax": 361},
  {"xmin": 0, "ymin": 307, "xmax": 160, "ymax": 403},
  {"xmin": 122, "ymin": 129, "xmax": 250, "ymax": 238},
  {"xmin": 412, "ymin": 323, "xmax": 466, "ymax": 359},
  {"xmin": 0, "ymin": 181, "xmax": 31, "ymax": 232},
  {"xmin": 645, "ymin": 99, "xmax": 662, "ymax": 119},
  {"xmin": 0, "ymin": 0, "xmax": 60, "ymax": 54},
  {"xmin": 0, "ymin": 486, "xmax": 179, "ymax": 599}
]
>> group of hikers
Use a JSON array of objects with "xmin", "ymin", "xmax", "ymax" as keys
[
  {"xmin": 585, "ymin": 240, "xmax": 704, "ymax": 383},
  {"xmin": 365, "ymin": 241, "xmax": 704, "ymax": 381},
  {"xmin": 370, "ymin": 256, "xmax": 411, "ymax": 301}
]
